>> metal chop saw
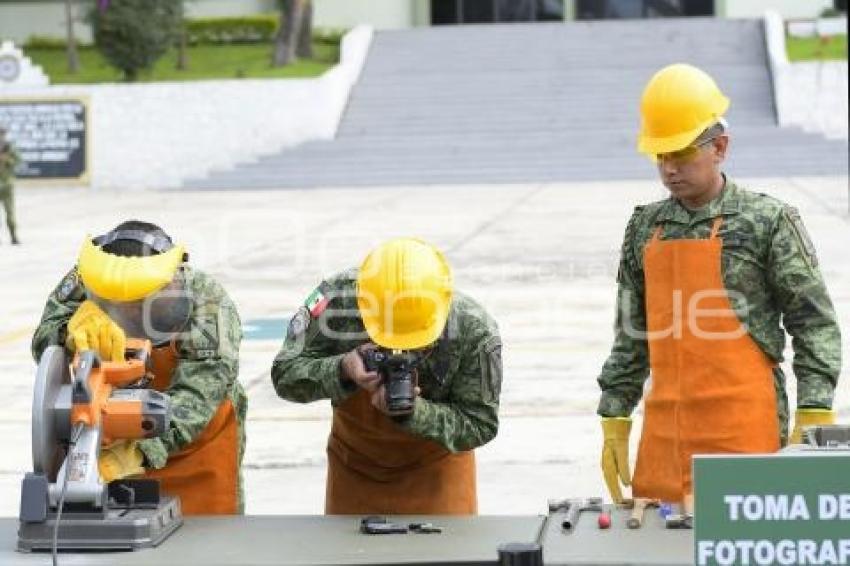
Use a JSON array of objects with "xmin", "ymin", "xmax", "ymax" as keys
[{"xmin": 17, "ymin": 339, "xmax": 183, "ymax": 551}]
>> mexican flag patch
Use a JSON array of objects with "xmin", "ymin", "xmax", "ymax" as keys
[{"xmin": 305, "ymin": 286, "xmax": 330, "ymax": 318}]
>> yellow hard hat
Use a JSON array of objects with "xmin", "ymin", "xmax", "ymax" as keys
[
  {"xmin": 637, "ymin": 63, "xmax": 730, "ymax": 156},
  {"xmin": 77, "ymin": 236, "xmax": 186, "ymax": 302},
  {"xmin": 356, "ymin": 238, "xmax": 453, "ymax": 350}
]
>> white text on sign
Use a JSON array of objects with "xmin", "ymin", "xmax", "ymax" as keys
[{"xmin": 723, "ymin": 494, "xmax": 850, "ymax": 521}]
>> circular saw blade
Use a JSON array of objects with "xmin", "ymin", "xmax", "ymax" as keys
[{"xmin": 32, "ymin": 345, "xmax": 71, "ymax": 481}]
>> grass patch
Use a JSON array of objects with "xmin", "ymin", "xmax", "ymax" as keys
[
  {"xmin": 786, "ymin": 35, "xmax": 847, "ymax": 61},
  {"xmin": 25, "ymin": 42, "xmax": 340, "ymax": 84}
]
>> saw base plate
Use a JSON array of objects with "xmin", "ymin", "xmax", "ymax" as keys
[{"xmin": 17, "ymin": 495, "xmax": 182, "ymax": 552}]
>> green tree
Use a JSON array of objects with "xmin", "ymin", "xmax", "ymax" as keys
[{"xmin": 90, "ymin": 0, "xmax": 183, "ymax": 81}]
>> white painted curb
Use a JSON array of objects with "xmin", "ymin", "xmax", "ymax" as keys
[
  {"xmin": 763, "ymin": 10, "xmax": 848, "ymax": 140},
  {"xmin": 763, "ymin": 10, "xmax": 791, "ymax": 126}
]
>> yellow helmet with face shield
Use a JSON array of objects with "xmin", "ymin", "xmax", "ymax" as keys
[{"xmin": 76, "ymin": 223, "xmax": 192, "ymax": 346}]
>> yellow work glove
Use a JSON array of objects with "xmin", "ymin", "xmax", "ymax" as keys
[
  {"xmin": 789, "ymin": 408, "xmax": 835, "ymax": 444},
  {"xmin": 67, "ymin": 300, "xmax": 126, "ymax": 362},
  {"xmin": 601, "ymin": 417, "xmax": 632, "ymax": 504},
  {"xmin": 98, "ymin": 440, "xmax": 145, "ymax": 483}
]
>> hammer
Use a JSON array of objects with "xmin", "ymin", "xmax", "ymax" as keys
[
  {"xmin": 626, "ymin": 498, "xmax": 659, "ymax": 529},
  {"xmin": 560, "ymin": 497, "xmax": 604, "ymax": 530},
  {"xmin": 665, "ymin": 514, "xmax": 693, "ymax": 529},
  {"xmin": 547, "ymin": 498, "xmax": 575, "ymax": 513},
  {"xmin": 665, "ymin": 493, "xmax": 695, "ymax": 529}
]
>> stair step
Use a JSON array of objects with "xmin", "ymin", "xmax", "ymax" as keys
[{"xmin": 183, "ymin": 19, "xmax": 848, "ymax": 190}]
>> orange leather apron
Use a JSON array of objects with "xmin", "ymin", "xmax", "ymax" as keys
[
  {"xmin": 632, "ymin": 217, "xmax": 780, "ymax": 502},
  {"xmin": 142, "ymin": 342, "xmax": 240, "ymax": 515},
  {"xmin": 325, "ymin": 390, "xmax": 477, "ymax": 515}
]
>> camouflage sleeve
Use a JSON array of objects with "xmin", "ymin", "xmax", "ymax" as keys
[
  {"xmin": 138, "ymin": 276, "xmax": 243, "ymax": 469},
  {"xmin": 403, "ymin": 319, "xmax": 502, "ymax": 453},
  {"xmin": 270, "ymin": 280, "xmax": 359, "ymax": 405},
  {"xmin": 767, "ymin": 206, "xmax": 841, "ymax": 409},
  {"xmin": 31, "ymin": 268, "xmax": 86, "ymax": 362},
  {"xmin": 597, "ymin": 207, "xmax": 651, "ymax": 417}
]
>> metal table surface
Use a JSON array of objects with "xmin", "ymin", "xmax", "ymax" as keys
[
  {"xmin": 2, "ymin": 509, "xmax": 694, "ymax": 565},
  {"xmin": 542, "ymin": 504, "xmax": 693, "ymax": 566},
  {"xmin": 2, "ymin": 515, "xmax": 545, "ymax": 566}
]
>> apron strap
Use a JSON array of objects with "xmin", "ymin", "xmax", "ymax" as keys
[
  {"xmin": 650, "ymin": 224, "xmax": 664, "ymax": 241},
  {"xmin": 650, "ymin": 215, "xmax": 723, "ymax": 244},
  {"xmin": 709, "ymin": 217, "xmax": 723, "ymax": 239}
]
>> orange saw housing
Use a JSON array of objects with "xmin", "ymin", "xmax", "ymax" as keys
[{"xmin": 70, "ymin": 339, "xmax": 158, "ymax": 445}]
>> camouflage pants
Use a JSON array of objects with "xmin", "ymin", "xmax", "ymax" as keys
[{"xmin": 0, "ymin": 187, "xmax": 15, "ymax": 241}]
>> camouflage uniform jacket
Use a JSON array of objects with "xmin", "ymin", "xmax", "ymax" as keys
[
  {"xmin": 598, "ymin": 178, "xmax": 841, "ymax": 438},
  {"xmin": 0, "ymin": 144, "xmax": 20, "ymax": 193},
  {"xmin": 32, "ymin": 266, "xmax": 247, "ymax": 504},
  {"xmin": 271, "ymin": 269, "xmax": 503, "ymax": 453}
]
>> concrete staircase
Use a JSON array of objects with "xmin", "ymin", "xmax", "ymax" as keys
[{"xmin": 183, "ymin": 18, "xmax": 848, "ymax": 190}]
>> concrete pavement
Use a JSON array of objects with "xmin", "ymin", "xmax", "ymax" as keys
[{"xmin": 0, "ymin": 175, "xmax": 847, "ymax": 516}]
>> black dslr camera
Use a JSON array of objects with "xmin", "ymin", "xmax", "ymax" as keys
[{"xmin": 360, "ymin": 348, "xmax": 421, "ymax": 416}]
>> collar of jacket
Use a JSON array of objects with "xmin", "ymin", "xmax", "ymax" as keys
[{"xmin": 656, "ymin": 175, "xmax": 743, "ymax": 226}]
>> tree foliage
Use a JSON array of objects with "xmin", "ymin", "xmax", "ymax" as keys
[{"xmin": 90, "ymin": 0, "xmax": 183, "ymax": 81}]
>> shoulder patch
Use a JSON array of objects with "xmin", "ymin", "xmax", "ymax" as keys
[
  {"xmin": 305, "ymin": 282, "xmax": 330, "ymax": 319},
  {"xmin": 784, "ymin": 206, "xmax": 818, "ymax": 267},
  {"xmin": 189, "ymin": 313, "xmax": 220, "ymax": 359},
  {"xmin": 288, "ymin": 306, "xmax": 310, "ymax": 338},
  {"xmin": 57, "ymin": 271, "xmax": 83, "ymax": 302}
]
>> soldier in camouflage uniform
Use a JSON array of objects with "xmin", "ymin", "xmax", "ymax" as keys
[
  {"xmin": 32, "ymin": 220, "xmax": 247, "ymax": 515},
  {"xmin": 598, "ymin": 64, "xmax": 841, "ymax": 505},
  {"xmin": 272, "ymin": 238, "xmax": 502, "ymax": 515},
  {"xmin": 0, "ymin": 128, "xmax": 20, "ymax": 244}
]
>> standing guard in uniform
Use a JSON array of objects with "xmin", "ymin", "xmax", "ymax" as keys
[{"xmin": 0, "ymin": 127, "xmax": 21, "ymax": 245}]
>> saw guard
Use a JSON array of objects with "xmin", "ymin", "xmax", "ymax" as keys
[{"xmin": 32, "ymin": 346, "xmax": 70, "ymax": 481}]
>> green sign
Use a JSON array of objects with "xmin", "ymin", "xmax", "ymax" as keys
[{"xmin": 694, "ymin": 452, "xmax": 850, "ymax": 565}]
